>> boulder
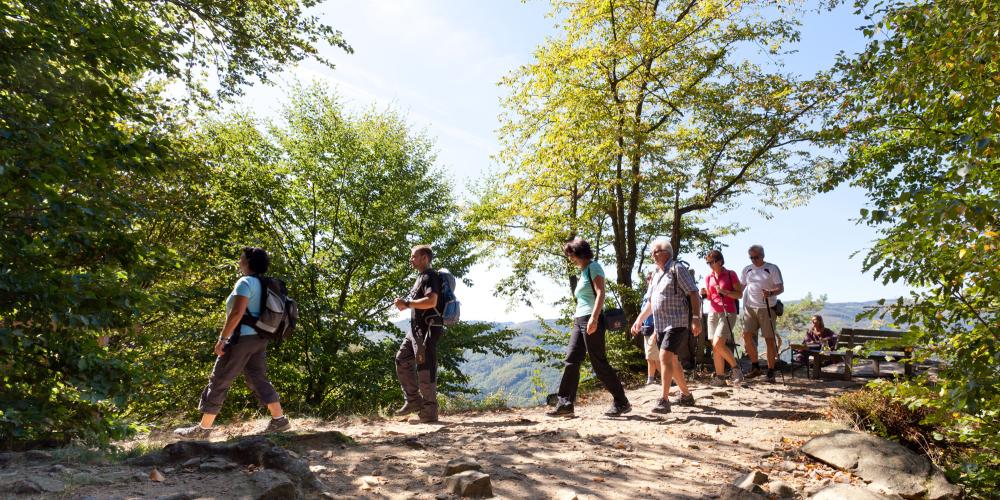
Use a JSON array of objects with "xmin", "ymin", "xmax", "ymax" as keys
[
  {"xmin": 926, "ymin": 470, "xmax": 962, "ymax": 500},
  {"xmin": 7, "ymin": 476, "xmax": 66, "ymax": 493},
  {"xmin": 719, "ymin": 484, "xmax": 767, "ymax": 500},
  {"xmin": 199, "ymin": 457, "xmax": 239, "ymax": 472},
  {"xmin": 252, "ymin": 469, "xmax": 299, "ymax": 500},
  {"xmin": 809, "ymin": 483, "xmax": 891, "ymax": 500},
  {"xmin": 801, "ymin": 430, "xmax": 962, "ymax": 500},
  {"xmin": 444, "ymin": 457, "xmax": 483, "ymax": 476},
  {"xmin": 445, "ymin": 470, "xmax": 493, "ymax": 498},
  {"xmin": 768, "ymin": 480, "xmax": 796, "ymax": 498},
  {"xmin": 734, "ymin": 470, "xmax": 768, "ymax": 491}
]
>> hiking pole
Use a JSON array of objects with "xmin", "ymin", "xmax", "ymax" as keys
[{"xmin": 764, "ymin": 290, "xmax": 785, "ymax": 384}]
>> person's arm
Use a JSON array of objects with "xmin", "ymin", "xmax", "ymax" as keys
[
  {"xmin": 766, "ymin": 266, "xmax": 784, "ymax": 296},
  {"xmin": 688, "ymin": 290, "xmax": 703, "ymax": 335},
  {"xmin": 631, "ymin": 301, "xmax": 653, "ymax": 335},
  {"xmin": 406, "ymin": 293, "xmax": 439, "ymax": 310},
  {"xmin": 215, "ymin": 295, "xmax": 248, "ymax": 356},
  {"xmin": 586, "ymin": 275, "xmax": 606, "ymax": 334}
]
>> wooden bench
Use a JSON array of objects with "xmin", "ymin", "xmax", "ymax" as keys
[{"xmin": 805, "ymin": 328, "xmax": 914, "ymax": 380}]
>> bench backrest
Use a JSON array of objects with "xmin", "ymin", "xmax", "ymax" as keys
[{"xmin": 839, "ymin": 328, "xmax": 911, "ymax": 351}]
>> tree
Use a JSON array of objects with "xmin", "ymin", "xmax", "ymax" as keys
[
  {"xmin": 823, "ymin": 0, "xmax": 999, "ymax": 494},
  {"xmin": 125, "ymin": 84, "xmax": 520, "ymax": 419},
  {"xmin": 0, "ymin": 0, "xmax": 348, "ymax": 447},
  {"xmin": 474, "ymin": 0, "xmax": 831, "ymax": 320}
]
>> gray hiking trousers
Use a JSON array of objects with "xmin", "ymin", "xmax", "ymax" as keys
[
  {"xmin": 199, "ymin": 334, "xmax": 280, "ymax": 414},
  {"xmin": 395, "ymin": 324, "xmax": 443, "ymax": 419}
]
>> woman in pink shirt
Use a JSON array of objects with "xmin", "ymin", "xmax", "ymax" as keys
[{"xmin": 701, "ymin": 250, "xmax": 745, "ymax": 387}]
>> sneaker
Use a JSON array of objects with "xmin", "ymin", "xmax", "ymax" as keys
[
  {"xmin": 674, "ymin": 393, "xmax": 696, "ymax": 406},
  {"xmin": 745, "ymin": 366, "xmax": 763, "ymax": 379},
  {"xmin": 264, "ymin": 416, "xmax": 291, "ymax": 433},
  {"xmin": 174, "ymin": 424, "xmax": 212, "ymax": 440},
  {"xmin": 766, "ymin": 369, "xmax": 777, "ymax": 383},
  {"xmin": 604, "ymin": 402, "xmax": 632, "ymax": 417},
  {"xmin": 651, "ymin": 398, "xmax": 671, "ymax": 414},
  {"xmin": 546, "ymin": 404, "xmax": 574, "ymax": 417},
  {"xmin": 709, "ymin": 376, "xmax": 728, "ymax": 387},
  {"xmin": 395, "ymin": 400, "xmax": 423, "ymax": 416},
  {"xmin": 730, "ymin": 367, "xmax": 745, "ymax": 387}
]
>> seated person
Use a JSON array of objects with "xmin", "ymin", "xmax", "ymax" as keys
[{"xmin": 794, "ymin": 315, "xmax": 837, "ymax": 364}]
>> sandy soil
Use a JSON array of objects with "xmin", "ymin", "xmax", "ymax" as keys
[{"xmin": 1, "ymin": 373, "xmax": 868, "ymax": 499}]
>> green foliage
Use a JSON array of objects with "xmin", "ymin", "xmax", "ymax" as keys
[
  {"xmin": 0, "ymin": 0, "xmax": 347, "ymax": 448},
  {"xmin": 830, "ymin": 386, "xmax": 936, "ymax": 454},
  {"xmin": 473, "ymin": 0, "xmax": 831, "ymax": 322},
  {"xmin": 124, "ymin": 84, "xmax": 519, "ymax": 422},
  {"xmin": 776, "ymin": 292, "xmax": 827, "ymax": 343},
  {"xmin": 822, "ymin": 0, "xmax": 1000, "ymax": 495}
]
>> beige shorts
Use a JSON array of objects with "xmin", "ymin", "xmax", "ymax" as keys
[
  {"xmin": 743, "ymin": 307, "xmax": 777, "ymax": 339},
  {"xmin": 707, "ymin": 312, "xmax": 737, "ymax": 341},
  {"xmin": 644, "ymin": 333, "xmax": 659, "ymax": 361}
]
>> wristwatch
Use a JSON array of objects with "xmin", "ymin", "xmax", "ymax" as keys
[{"xmin": 403, "ymin": 299, "xmax": 411, "ymax": 308}]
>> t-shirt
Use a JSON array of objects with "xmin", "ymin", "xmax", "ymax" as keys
[
  {"xmin": 705, "ymin": 269, "xmax": 739, "ymax": 314},
  {"xmin": 226, "ymin": 276, "xmax": 262, "ymax": 336},
  {"xmin": 645, "ymin": 259, "xmax": 698, "ymax": 331},
  {"xmin": 574, "ymin": 261, "xmax": 605, "ymax": 318},
  {"xmin": 740, "ymin": 262, "xmax": 783, "ymax": 309},
  {"xmin": 410, "ymin": 268, "xmax": 443, "ymax": 327}
]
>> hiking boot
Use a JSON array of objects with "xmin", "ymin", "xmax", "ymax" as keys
[
  {"xmin": 730, "ymin": 366, "xmax": 743, "ymax": 387},
  {"xmin": 709, "ymin": 376, "xmax": 728, "ymax": 387},
  {"xmin": 674, "ymin": 393, "xmax": 696, "ymax": 406},
  {"xmin": 766, "ymin": 369, "xmax": 777, "ymax": 383},
  {"xmin": 745, "ymin": 366, "xmax": 762, "ymax": 379},
  {"xmin": 651, "ymin": 398, "xmax": 671, "ymax": 414},
  {"xmin": 546, "ymin": 404, "xmax": 575, "ymax": 417},
  {"xmin": 264, "ymin": 416, "xmax": 291, "ymax": 433},
  {"xmin": 395, "ymin": 400, "xmax": 423, "ymax": 416},
  {"xmin": 174, "ymin": 424, "xmax": 212, "ymax": 440},
  {"xmin": 604, "ymin": 402, "xmax": 632, "ymax": 417}
]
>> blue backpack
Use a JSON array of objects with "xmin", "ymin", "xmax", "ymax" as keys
[{"xmin": 436, "ymin": 269, "xmax": 461, "ymax": 326}]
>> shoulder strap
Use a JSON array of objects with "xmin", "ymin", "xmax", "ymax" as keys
[{"xmin": 584, "ymin": 262, "xmax": 597, "ymax": 296}]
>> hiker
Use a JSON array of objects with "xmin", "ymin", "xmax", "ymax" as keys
[
  {"xmin": 637, "ymin": 272, "xmax": 660, "ymax": 385},
  {"xmin": 175, "ymin": 247, "xmax": 289, "ymax": 439},
  {"xmin": 794, "ymin": 315, "xmax": 838, "ymax": 364},
  {"xmin": 393, "ymin": 245, "xmax": 444, "ymax": 423},
  {"xmin": 739, "ymin": 244, "xmax": 784, "ymax": 382},
  {"xmin": 547, "ymin": 238, "xmax": 632, "ymax": 417},
  {"xmin": 630, "ymin": 240, "xmax": 703, "ymax": 413},
  {"xmin": 701, "ymin": 250, "xmax": 745, "ymax": 387}
]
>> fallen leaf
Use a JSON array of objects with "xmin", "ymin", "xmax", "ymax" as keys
[
  {"xmin": 592, "ymin": 477, "xmax": 605, "ymax": 483},
  {"xmin": 150, "ymin": 468, "xmax": 165, "ymax": 482}
]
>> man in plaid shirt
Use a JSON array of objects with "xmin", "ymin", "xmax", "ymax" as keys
[{"xmin": 631, "ymin": 240, "xmax": 703, "ymax": 413}]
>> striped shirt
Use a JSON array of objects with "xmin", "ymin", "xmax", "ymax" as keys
[{"xmin": 645, "ymin": 259, "xmax": 699, "ymax": 331}]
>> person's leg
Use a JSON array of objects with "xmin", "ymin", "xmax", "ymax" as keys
[
  {"xmin": 416, "ymin": 326, "xmax": 442, "ymax": 420},
  {"xmin": 584, "ymin": 319, "xmax": 629, "ymax": 407},
  {"xmin": 243, "ymin": 337, "xmax": 282, "ymax": 416},
  {"xmin": 555, "ymin": 318, "xmax": 588, "ymax": 405},
  {"xmin": 395, "ymin": 332, "xmax": 422, "ymax": 410},
  {"xmin": 645, "ymin": 334, "xmax": 660, "ymax": 382},
  {"xmin": 182, "ymin": 336, "xmax": 253, "ymax": 434},
  {"xmin": 707, "ymin": 314, "xmax": 724, "ymax": 376},
  {"xmin": 762, "ymin": 314, "xmax": 778, "ymax": 370}
]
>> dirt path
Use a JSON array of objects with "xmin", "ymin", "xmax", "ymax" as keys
[{"xmin": 1, "ymin": 376, "xmax": 863, "ymax": 499}]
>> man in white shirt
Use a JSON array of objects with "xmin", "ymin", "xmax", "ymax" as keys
[{"xmin": 738, "ymin": 245, "xmax": 784, "ymax": 382}]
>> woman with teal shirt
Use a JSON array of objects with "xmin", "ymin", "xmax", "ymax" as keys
[{"xmin": 547, "ymin": 238, "xmax": 631, "ymax": 417}]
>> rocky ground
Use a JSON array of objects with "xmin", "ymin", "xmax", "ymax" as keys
[{"xmin": 0, "ymin": 372, "xmax": 961, "ymax": 499}]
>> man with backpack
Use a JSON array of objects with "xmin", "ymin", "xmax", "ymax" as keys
[
  {"xmin": 739, "ymin": 244, "xmax": 784, "ymax": 382},
  {"xmin": 175, "ymin": 247, "xmax": 293, "ymax": 439},
  {"xmin": 393, "ymin": 245, "xmax": 445, "ymax": 424},
  {"xmin": 630, "ymin": 240, "xmax": 703, "ymax": 414}
]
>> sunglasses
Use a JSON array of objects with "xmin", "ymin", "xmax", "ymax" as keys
[{"xmin": 749, "ymin": 255, "xmax": 763, "ymax": 260}]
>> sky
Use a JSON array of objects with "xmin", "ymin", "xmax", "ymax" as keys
[{"xmin": 232, "ymin": 0, "xmax": 911, "ymax": 322}]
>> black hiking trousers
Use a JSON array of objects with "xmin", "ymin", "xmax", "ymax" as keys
[{"xmin": 556, "ymin": 315, "xmax": 629, "ymax": 407}]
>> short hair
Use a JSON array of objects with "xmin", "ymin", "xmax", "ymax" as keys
[
  {"xmin": 748, "ymin": 244, "xmax": 765, "ymax": 257},
  {"xmin": 563, "ymin": 238, "xmax": 594, "ymax": 260},
  {"xmin": 706, "ymin": 249, "xmax": 725, "ymax": 265},
  {"xmin": 412, "ymin": 244, "xmax": 434, "ymax": 261},
  {"xmin": 652, "ymin": 239, "xmax": 673, "ymax": 256},
  {"xmin": 241, "ymin": 247, "xmax": 270, "ymax": 274}
]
